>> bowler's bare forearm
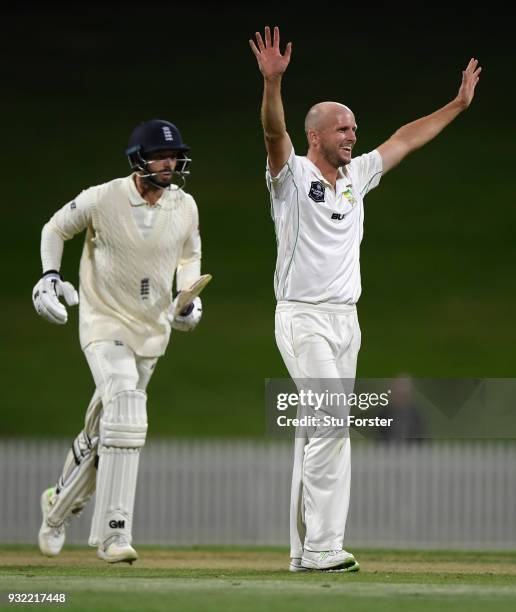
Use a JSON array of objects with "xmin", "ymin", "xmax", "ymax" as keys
[
  {"xmin": 396, "ymin": 98, "xmax": 464, "ymax": 152},
  {"xmin": 262, "ymin": 77, "xmax": 287, "ymax": 139},
  {"xmin": 262, "ymin": 77, "xmax": 292, "ymax": 175},
  {"xmin": 378, "ymin": 99, "xmax": 467, "ymax": 174},
  {"xmin": 250, "ymin": 27, "xmax": 293, "ymax": 175},
  {"xmin": 378, "ymin": 56, "xmax": 481, "ymax": 174}
]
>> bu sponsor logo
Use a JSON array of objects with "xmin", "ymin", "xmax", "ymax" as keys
[
  {"xmin": 162, "ymin": 126, "xmax": 174, "ymax": 141},
  {"xmin": 109, "ymin": 519, "xmax": 125, "ymax": 529},
  {"xmin": 308, "ymin": 181, "xmax": 325, "ymax": 203},
  {"xmin": 331, "ymin": 212, "xmax": 346, "ymax": 221}
]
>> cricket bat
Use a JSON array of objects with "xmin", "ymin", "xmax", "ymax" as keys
[{"xmin": 174, "ymin": 274, "xmax": 212, "ymax": 315}]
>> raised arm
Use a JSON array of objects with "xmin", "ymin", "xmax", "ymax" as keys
[
  {"xmin": 377, "ymin": 58, "xmax": 482, "ymax": 175},
  {"xmin": 249, "ymin": 26, "xmax": 293, "ymax": 177}
]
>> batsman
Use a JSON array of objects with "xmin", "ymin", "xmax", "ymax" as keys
[
  {"xmin": 250, "ymin": 26, "xmax": 481, "ymax": 572},
  {"xmin": 33, "ymin": 119, "xmax": 208, "ymax": 563}
]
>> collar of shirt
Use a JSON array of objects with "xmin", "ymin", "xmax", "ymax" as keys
[
  {"xmin": 303, "ymin": 157, "xmax": 352, "ymax": 190},
  {"xmin": 126, "ymin": 174, "xmax": 176, "ymax": 210}
]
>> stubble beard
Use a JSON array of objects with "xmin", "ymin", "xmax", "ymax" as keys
[
  {"xmin": 140, "ymin": 173, "xmax": 171, "ymax": 193},
  {"xmin": 320, "ymin": 142, "xmax": 344, "ymax": 169}
]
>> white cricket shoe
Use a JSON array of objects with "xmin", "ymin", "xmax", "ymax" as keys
[
  {"xmin": 38, "ymin": 487, "xmax": 66, "ymax": 557},
  {"xmin": 97, "ymin": 535, "xmax": 138, "ymax": 564},
  {"xmin": 301, "ymin": 549, "xmax": 360, "ymax": 572},
  {"xmin": 289, "ymin": 557, "xmax": 310, "ymax": 572}
]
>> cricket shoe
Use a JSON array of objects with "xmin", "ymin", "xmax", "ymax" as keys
[
  {"xmin": 38, "ymin": 487, "xmax": 68, "ymax": 556},
  {"xmin": 97, "ymin": 535, "xmax": 138, "ymax": 564},
  {"xmin": 301, "ymin": 549, "xmax": 360, "ymax": 572},
  {"xmin": 289, "ymin": 557, "xmax": 310, "ymax": 572}
]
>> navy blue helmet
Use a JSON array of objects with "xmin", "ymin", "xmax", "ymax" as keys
[{"xmin": 126, "ymin": 119, "xmax": 191, "ymax": 188}]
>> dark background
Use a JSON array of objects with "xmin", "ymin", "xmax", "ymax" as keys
[{"xmin": 2, "ymin": 3, "xmax": 515, "ymax": 436}]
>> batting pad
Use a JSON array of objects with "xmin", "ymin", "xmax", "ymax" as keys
[
  {"xmin": 47, "ymin": 430, "xmax": 98, "ymax": 526},
  {"xmin": 100, "ymin": 389, "xmax": 148, "ymax": 448},
  {"xmin": 89, "ymin": 389, "xmax": 147, "ymax": 547}
]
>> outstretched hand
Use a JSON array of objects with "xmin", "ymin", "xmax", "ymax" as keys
[
  {"xmin": 456, "ymin": 58, "xmax": 482, "ymax": 109},
  {"xmin": 249, "ymin": 26, "xmax": 292, "ymax": 80}
]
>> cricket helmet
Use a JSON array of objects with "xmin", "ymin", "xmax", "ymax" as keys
[{"xmin": 126, "ymin": 119, "xmax": 191, "ymax": 188}]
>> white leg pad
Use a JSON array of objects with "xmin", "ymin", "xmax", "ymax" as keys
[
  {"xmin": 89, "ymin": 389, "xmax": 147, "ymax": 546},
  {"xmin": 46, "ymin": 393, "xmax": 102, "ymax": 526},
  {"xmin": 47, "ymin": 432, "xmax": 98, "ymax": 525}
]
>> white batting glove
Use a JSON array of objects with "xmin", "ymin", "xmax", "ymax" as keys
[
  {"xmin": 32, "ymin": 270, "xmax": 79, "ymax": 325},
  {"xmin": 170, "ymin": 296, "xmax": 202, "ymax": 332}
]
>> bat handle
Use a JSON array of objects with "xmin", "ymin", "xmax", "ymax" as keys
[{"xmin": 179, "ymin": 302, "xmax": 195, "ymax": 317}]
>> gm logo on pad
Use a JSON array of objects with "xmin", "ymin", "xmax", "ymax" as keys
[{"xmin": 109, "ymin": 519, "xmax": 125, "ymax": 529}]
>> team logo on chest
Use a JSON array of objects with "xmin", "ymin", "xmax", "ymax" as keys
[
  {"xmin": 342, "ymin": 187, "xmax": 357, "ymax": 206},
  {"xmin": 308, "ymin": 181, "xmax": 325, "ymax": 203}
]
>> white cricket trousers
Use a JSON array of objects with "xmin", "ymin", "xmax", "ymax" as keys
[
  {"xmin": 80, "ymin": 340, "xmax": 158, "ymax": 441},
  {"xmin": 275, "ymin": 301, "xmax": 361, "ymax": 557},
  {"xmin": 84, "ymin": 340, "xmax": 158, "ymax": 411},
  {"xmin": 47, "ymin": 340, "xmax": 159, "ymax": 534},
  {"xmin": 54, "ymin": 341, "xmax": 157, "ymax": 516},
  {"xmin": 84, "ymin": 341, "xmax": 157, "ymax": 546}
]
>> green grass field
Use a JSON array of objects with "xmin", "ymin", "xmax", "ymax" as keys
[{"xmin": 1, "ymin": 548, "xmax": 515, "ymax": 611}]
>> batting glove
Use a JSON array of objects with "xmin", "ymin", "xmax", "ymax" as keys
[
  {"xmin": 32, "ymin": 270, "xmax": 79, "ymax": 325},
  {"xmin": 170, "ymin": 296, "xmax": 202, "ymax": 332}
]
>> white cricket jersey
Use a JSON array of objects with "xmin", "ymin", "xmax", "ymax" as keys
[
  {"xmin": 41, "ymin": 175, "xmax": 201, "ymax": 356},
  {"xmin": 266, "ymin": 148, "xmax": 382, "ymax": 304}
]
